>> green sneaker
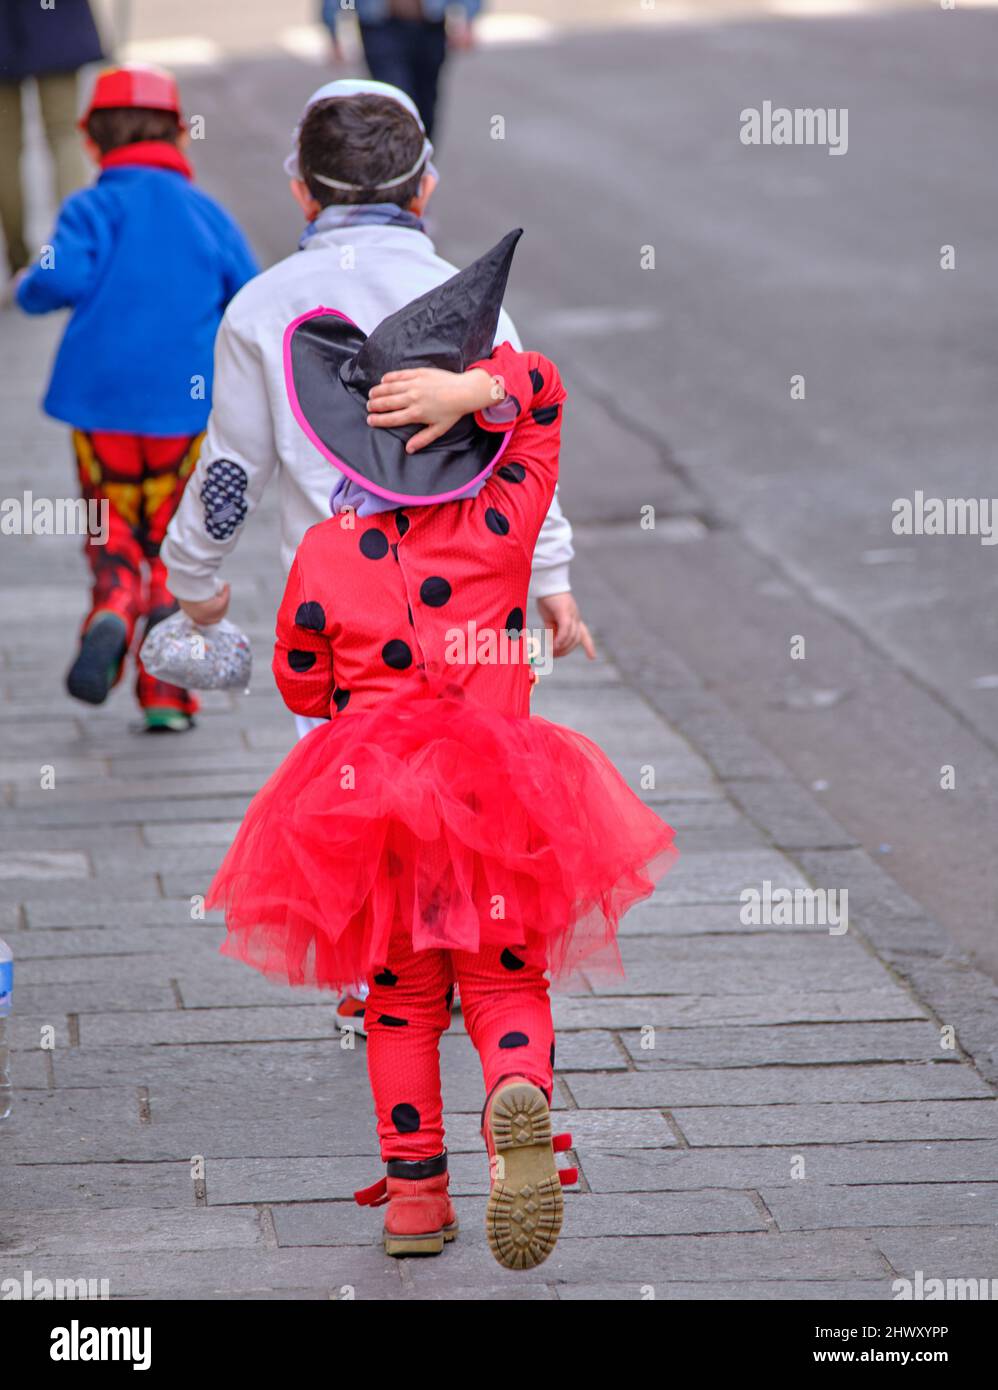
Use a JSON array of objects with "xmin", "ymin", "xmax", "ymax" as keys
[{"xmin": 142, "ymin": 707, "xmax": 195, "ymax": 734}]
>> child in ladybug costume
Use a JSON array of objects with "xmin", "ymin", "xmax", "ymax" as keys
[
  {"xmin": 207, "ymin": 231, "xmax": 676, "ymax": 1267},
  {"xmin": 16, "ymin": 64, "xmax": 257, "ymax": 729}
]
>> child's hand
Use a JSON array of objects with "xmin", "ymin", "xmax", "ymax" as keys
[
  {"xmin": 367, "ymin": 367, "xmax": 503, "ymax": 453},
  {"xmin": 179, "ymin": 583, "xmax": 231, "ymax": 627}
]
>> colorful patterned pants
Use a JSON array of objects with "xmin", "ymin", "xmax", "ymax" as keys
[
  {"xmin": 72, "ymin": 429, "xmax": 203, "ymax": 709},
  {"xmin": 366, "ymin": 922, "xmax": 555, "ymax": 1162}
]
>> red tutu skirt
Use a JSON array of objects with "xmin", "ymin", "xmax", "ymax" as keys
[{"xmin": 207, "ymin": 694, "xmax": 676, "ymax": 989}]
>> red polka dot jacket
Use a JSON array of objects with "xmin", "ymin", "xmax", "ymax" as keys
[{"xmin": 272, "ymin": 344, "xmax": 565, "ymax": 719}]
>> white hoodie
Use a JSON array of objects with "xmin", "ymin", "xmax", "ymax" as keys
[{"xmin": 161, "ymin": 224, "xmax": 574, "ymax": 602}]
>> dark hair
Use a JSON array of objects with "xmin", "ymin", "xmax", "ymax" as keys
[
  {"xmin": 298, "ymin": 95, "xmax": 426, "ymax": 209},
  {"xmin": 85, "ymin": 107, "xmax": 182, "ymax": 154}
]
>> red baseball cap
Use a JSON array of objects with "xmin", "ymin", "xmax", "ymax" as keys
[{"xmin": 79, "ymin": 65, "xmax": 183, "ymax": 128}]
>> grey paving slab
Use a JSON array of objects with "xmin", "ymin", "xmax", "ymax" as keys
[
  {"xmin": 9, "ymin": 1015, "xmax": 72, "ymax": 1051},
  {"xmin": 4, "ymin": 926, "xmax": 222, "ymax": 958},
  {"xmin": 730, "ymin": 779, "xmax": 860, "ymax": 852},
  {"xmin": 621, "ymin": 1021, "xmax": 952, "ymax": 1068},
  {"xmin": 551, "ymin": 988, "xmax": 928, "ymax": 1028},
  {"xmin": 49, "ymin": 1039, "xmax": 359, "ymax": 1089},
  {"xmin": 0, "ymin": 1206, "xmax": 265, "ymax": 1257},
  {"xmin": 0, "ymin": 1161, "xmax": 194, "ymax": 1210},
  {"xmin": 80, "ymin": 1005, "xmax": 344, "ymax": 1047},
  {"xmin": 399, "ymin": 1231, "xmax": 888, "ymax": 1291},
  {"xmin": 3, "ymin": 874, "xmax": 162, "ymax": 904},
  {"xmin": 0, "ymin": 1246, "xmax": 406, "ymax": 1299},
  {"xmin": 14, "ymin": 980, "xmax": 178, "ymax": 1015},
  {"xmin": 762, "ymin": 1182, "xmax": 998, "ymax": 1232},
  {"xmin": 93, "ymin": 847, "xmax": 229, "ymax": 877},
  {"xmin": 578, "ymin": 1141, "xmax": 998, "ymax": 1193},
  {"xmin": 141, "ymin": 821, "xmax": 243, "ymax": 847},
  {"xmin": 0, "ymin": 850, "xmax": 89, "ymax": 879},
  {"xmin": 0, "ymin": 1047, "xmax": 50, "ymax": 1090},
  {"xmin": 15, "ymin": 775, "xmax": 259, "ymax": 806},
  {"xmin": 24, "ymin": 898, "xmax": 216, "ymax": 928},
  {"xmin": 0, "ymin": 826, "xmax": 144, "ymax": 852},
  {"xmin": 556, "ymin": 1280, "xmax": 895, "ymax": 1301},
  {"xmin": 870, "ymin": 1227, "xmax": 998, "ymax": 1278},
  {"xmin": 643, "ymin": 801, "xmax": 747, "ymax": 832},
  {"xmin": 671, "ymin": 1101, "xmax": 998, "ymax": 1148},
  {"xmin": 592, "ymin": 934, "xmax": 900, "ymax": 996},
  {"xmin": 566, "ymin": 1063, "xmax": 990, "ymax": 1109}
]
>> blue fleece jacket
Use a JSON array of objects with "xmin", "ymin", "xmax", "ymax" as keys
[{"xmin": 17, "ymin": 153, "xmax": 259, "ymax": 436}]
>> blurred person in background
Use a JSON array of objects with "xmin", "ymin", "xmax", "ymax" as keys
[
  {"xmin": 0, "ymin": 0, "xmax": 104, "ymax": 277},
  {"xmin": 16, "ymin": 65, "xmax": 258, "ymax": 731},
  {"xmin": 320, "ymin": 0, "xmax": 481, "ymax": 140}
]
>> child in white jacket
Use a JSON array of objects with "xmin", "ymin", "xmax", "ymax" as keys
[{"xmin": 161, "ymin": 79, "xmax": 591, "ymax": 1029}]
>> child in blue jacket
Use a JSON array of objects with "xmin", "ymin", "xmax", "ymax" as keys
[{"xmin": 17, "ymin": 63, "xmax": 258, "ymax": 730}]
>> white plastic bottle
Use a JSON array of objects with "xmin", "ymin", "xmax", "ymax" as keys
[{"xmin": 0, "ymin": 937, "xmax": 12, "ymax": 1120}]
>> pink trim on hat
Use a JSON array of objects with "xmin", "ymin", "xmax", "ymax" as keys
[{"xmin": 282, "ymin": 306, "xmax": 511, "ymax": 506}]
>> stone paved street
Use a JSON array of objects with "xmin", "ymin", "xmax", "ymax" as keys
[
  {"xmin": 2, "ymin": 315, "xmax": 996, "ymax": 1299},
  {"xmin": 2, "ymin": 2, "xmax": 998, "ymax": 1302}
]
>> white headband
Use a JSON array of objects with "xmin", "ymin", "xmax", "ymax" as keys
[{"xmin": 283, "ymin": 77, "xmax": 437, "ymax": 189}]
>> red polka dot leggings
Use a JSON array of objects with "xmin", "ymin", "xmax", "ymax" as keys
[{"xmin": 366, "ymin": 924, "xmax": 555, "ymax": 1161}]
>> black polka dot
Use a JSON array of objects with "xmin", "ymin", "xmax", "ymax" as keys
[
  {"xmin": 333, "ymin": 687, "xmax": 350, "ymax": 712},
  {"xmin": 374, "ymin": 967, "xmax": 398, "ymax": 987},
  {"xmin": 505, "ymin": 607, "xmax": 525, "ymax": 638},
  {"xmin": 383, "ymin": 639, "xmax": 413, "ymax": 670},
  {"xmin": 497, "ymin": 462, "xmax": 526, "ymax": 484},
  {"xmin": 377, "ymin": 1014, "xmax": 408, "ymax": 1028},
  {"xmin": 390, "ymin": 542, "xmax": 399, "ymax": 561},
  {"xmin": 359, "ymin": 529, "xmax": 389, "ymax": 560},
  {"xmin": 442, "ymin": 683, "xmax": 465, "ymax": 701},
  {"xmin": 485, "ymin": 507, "xmax": 510, "ymax": 536},
  {"xmin": 407, "ymin": 605, "xmax": 414, "ymax": 626},
  {"xmin": 500, "ymin": 948, "xmax": 525, "ymax": 971},
  {"xmin": 499, "ymin": 1031, "xmax": 529, "ymax": 1049},
  {"xmin": 532, "ymin": 404, "xmax": 559, "ymax": 426},
  {"xmin": 444, "ymin": 984, "xmax": 455, "ymax": 1010},
  {"xmin": 395, "ymin": 510, "xmax": 410, "ymax": 536},
  {"xmin": 294, "ymin": 601, "xmax": 325, "ymax": 631},
  {"xmin": 420, "ymin": 576, "xmax": 451, "ymax": 608},
  {"xmin": 287, "ymin": 650, "xmax": 316, "ymax": 672},
  {"xmin": 529, "ymin": 368, "xmax": 545, "ymax": 393},
  {"xmin": 391, "ymin": 1103, "xmax": 421, "ymax": 1133}
]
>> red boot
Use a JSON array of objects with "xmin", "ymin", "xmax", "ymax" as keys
[
  {"xmin": 482, "ymin": 1076, "xmax": 577, "ymax": 1271},
  {"xmin": 355, "ymin": 1152, "xmax": 458, "ymax": 1257}
]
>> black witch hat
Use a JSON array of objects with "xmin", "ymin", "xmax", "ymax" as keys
[{"xmin": 284, "ymin": 228, "xmax": 523, "ymax": 505}]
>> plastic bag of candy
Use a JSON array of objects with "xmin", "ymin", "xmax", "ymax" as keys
[{"xmin": 139, "ymin": 610, "xmax": 252, "ymax": 691}]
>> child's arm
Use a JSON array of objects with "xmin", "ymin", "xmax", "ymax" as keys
[
  {"xmin": 16, "ymin": 194, "xmax": 105, "ymax": 314},
  {"xmin": 368, "ymin": 342, "xmax": 565, "ymax": 503},
  {"xmin": 161, "ymin": 310, "xmax": 280, "ymax": 618},
  {"xmin": 272, "ymin": 543, "xmax": 336, "ymax": 718},
  {"xmin": 366, "ymin": 365, "xmax": 500, "ymax": 451}
]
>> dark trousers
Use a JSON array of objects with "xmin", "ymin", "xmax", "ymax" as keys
[{"xmin": 359, "ymin": 19, "xmax": 448, "ymax": 142}]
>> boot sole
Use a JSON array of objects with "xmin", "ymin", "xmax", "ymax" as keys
[
  {"xmin": 384, "ymin": 1220, "xmax": 458, "ymax": 1258},
  {"xmin": 66, "ymin": 619, "xmax": 127, "ymax": 705},
  {"xmin": 486, "ymin": 1081, "xmax": 563, "ymax": 1270}
]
